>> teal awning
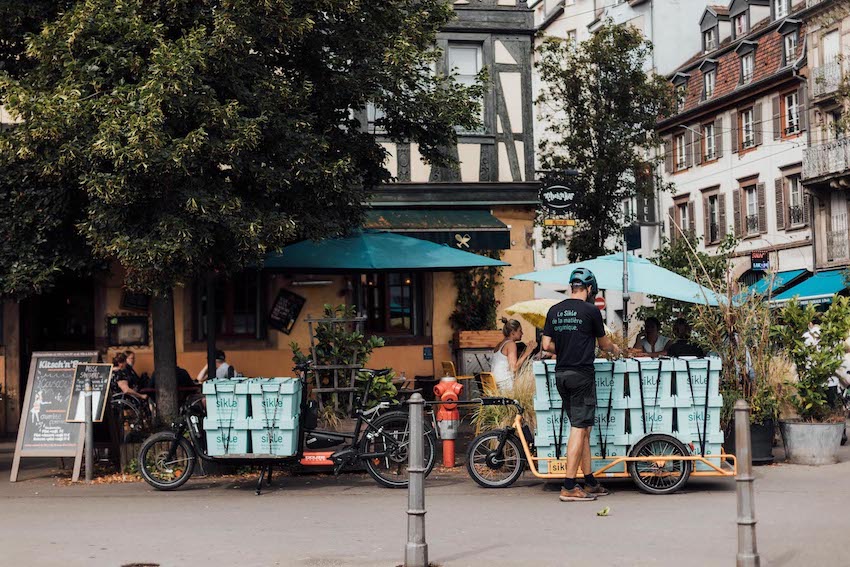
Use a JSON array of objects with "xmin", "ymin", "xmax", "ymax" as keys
[
  {"xmin": 263, "ymin": 231, "xmax": 509, "ymax": 273},
  {"xmin": 771, "ymin": 269, "xmax": 847, "ymax": 306},
  {"xmin": 745, "ymin": 269, "xmax": 809, "ymax": 297},
  {"xmin": 364, "ymin": 209, "xmax": 510, "ymax": 250}
]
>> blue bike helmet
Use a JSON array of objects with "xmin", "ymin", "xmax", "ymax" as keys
[{"xmin": 569, "ymin": 267, "xmax": 598, "ymax": 297}]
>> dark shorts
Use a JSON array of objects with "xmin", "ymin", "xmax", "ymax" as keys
[{"xmin": 555, "ymin": 369, "xmax": 596, "ymax": 429}]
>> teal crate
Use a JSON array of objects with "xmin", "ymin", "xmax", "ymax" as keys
[
  {"xmin": 534, "ymin": 410, "xmax": 570, "ymax": 445},
  {"xmin": 625, "ymin": 358, "xmax": 674, "ymax": 408},
  {"xmin": 536, "ymin": 443, "xmax": 629, "ymax": 474},
  {"xmin": 669, "ymin": 357, "xmax": 721, "ymax": 400},
  {"xmin": 597, "ymin": 361, "xmax": 627, "ymax": 408},
  {"xmin": 593, "ymin": 407, "xmax": 627, "ymax": 438},
  {"xmin": 688, "ymin": 442, "xmax": 724, "ymax": 472},
  {"xmin": 535, "ymin": 443, "xmax": 568, "ymax": 473},
  {"xmin": 533, "ymin": 373, "xmax": 557, "ymax": 399},
  {"xmin": 203, "ymin": 379, "xmax": 250, "ymax": 425},
  {"xmin": 629, "ymin": 406, "xmax": 674, "ymax": 440},
  {"xmin": 248, "ymin": 378, "xmax": 302, "ymax": 424},
  {"xmin": 203, "ymin": 418, "xmax": 251, "ymax": 456},
  {"xmin": 248, "ymin": 418, "xmax": 299, "ymax": 456},
  {"xmin": 533, "ymin": 395, "xmax": 552, "ymax": 412},
  {"xmin": 676, "ymin": 405, "xmax": 723, "ymax": 437}
]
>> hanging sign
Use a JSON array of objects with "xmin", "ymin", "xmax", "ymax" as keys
[
  {"xmin": 751, "ymin": 251, "xmax": 769, "ymax": 272},
  {"xmin": 268, "ymin": 289, "xmax": 307, "ymax": 334},
  {"xmin": 539, "ymin": 184, "xmax": 579, "ymax": 213}
]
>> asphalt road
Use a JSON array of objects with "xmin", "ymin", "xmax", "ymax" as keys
[{"xmin": 1, "ymin": 441, "xmax": 848, "ymax": 567}]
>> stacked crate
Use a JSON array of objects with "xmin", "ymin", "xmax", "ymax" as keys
[
  {"xmin": 668, "ymin": 357, "xmax": 724, "ymax": 471},
  {"xmin": 202, "ymin": 379, "xmax": 251, "ymax": 455},
  {"xmin": 248, "ymin": 378, "xmax": 302, "ymax": 456},
  {"xmin": 532, "ymin": 360, "xmax": 629, "ymax": 474}
]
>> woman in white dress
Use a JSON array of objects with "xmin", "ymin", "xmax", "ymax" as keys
[
  {"xmin": 632, "ymin": 316, "xmax": 669, "ymax": 357},
  {"xmin": 491, "ymin": 318, "xmax": 536, "ymax": 391}
]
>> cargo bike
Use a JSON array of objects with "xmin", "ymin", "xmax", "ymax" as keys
[
  {"xmin": 466, "ymin": 358, "xmax": 738, "ymax": 494},
  {"xmin": 138, "ymin": 363, "xmax": 437, "ymax": 493}
]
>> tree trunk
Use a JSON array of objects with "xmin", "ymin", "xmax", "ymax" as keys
[{"xmin": 151, "ymin": 289, "xmax": 178, "ymax": 424}]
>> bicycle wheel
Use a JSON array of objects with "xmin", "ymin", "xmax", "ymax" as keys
[
  {"xmin": 466, "ymin": 431, "xmax": 524, "ymax": 488},
  {"xmin": 361, "ymin": 411, "xmax": 436, "ymax": 489},
  {"xmin": 139, "ymin": 431, "xmax": 196, "ymax": 490},
  {"xmin": 628, "ymin": 434, "xmax": 691, "ymax": 495},
  {"xmin": 112, "ymin": 400, "xmax": 146, "ymax": 443}
]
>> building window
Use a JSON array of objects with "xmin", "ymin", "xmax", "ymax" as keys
[
  {"xmin": 788, "ymin": 175, "xmax": 804, "ymax": 226},
  {"xmin": 366, "ymin": 103, "xmax": 386, "ymax": 134},
  {"xmin": 704, "ymin": 30, "xmax": 716, "ymax": 53},
  {"xmin": 783, "ymin": 32, "xmax": 798, "ymax": 65},
  {"xmin": 566, "ymin": 29, "xmax": 577, "ymax": 44},
  {"xmin": 740, "ymin": 108, "xmax": 755, "ymax": 149},
  {"xmin": 741, "ymin": 53, "xmax": 754, "ymax": 84},
  {"xmin": 357, "ymin": 273, "xmax": 422, "ymax": 336},
  {"xmin": 676, "ymin": 84, "xmax": 687, "ymax": 112},
  {"xmin": 774, "ymin": 0, "xmax": 788, "ymax": 19},
  {"xmin": 704, "ymin": 70, "xmax": 716, "ymax": 99},
  {"xmin": 194, "ymin": 271, "xmax": 264, "ymax": 340},
  {"xmin": 703, "ymin": 122, "xmax": 716, "ymax": 161},
  {"xmin": 553, "ymin": 242, "xmax": 568, "ymax": 265},
  {"xmin": 707, "ymin": 194, "xmax": 720, "ymax": 243},
  {"xmin": 678, "ymin": 202, "xmax": 690, "ymax": 234},
  {"xmin": 783, "ymin": 91, "xmax": 800, "ymax": 135},
  {"xmin": 448, "ymin": 43, "xmax": 484, "ymax": 126},
  {"xmin": 734, "ymin": 14, "xmax": 748, "ymax": 37},
  {"xmin": 745, "ymin": 185, "xmax": 759, "ymax": 235},
  {"xmin": 675, "ymin": 132, "xmax": 687, "ymax": 170}
]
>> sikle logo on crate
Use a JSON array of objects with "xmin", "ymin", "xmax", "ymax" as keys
[
  {"xmin": 216, "ymin": 434, "xmax": 239, "ymax": 444},
  {"xmin": 261, "ymin": 433, "xmax": 284, "ymax": 444},
  {"xmin": 216, "ymin": 398, "xmax": 238, "ymax": 408},
  {"xmin": 643, "ymin": 411, "xmax": 666, "ymax": 424},
  {"xmin": 596, "ymin": 376, "xmax": 615, "ymax": 388},
  {"xmin": 262, "ymin": 398, "xmax": 284, "ymax": 408},
  {"xmin": 687, "ymin": 410, "xmax": 713, "ymax": 424},
  {"xmin": 594, "ymin": 413, "xmax": 617, "ymax": 426}
]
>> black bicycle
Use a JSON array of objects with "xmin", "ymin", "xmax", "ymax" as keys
[{"xmin": 138, "ymin": 363, "xmax": 437, "ymax": 492}]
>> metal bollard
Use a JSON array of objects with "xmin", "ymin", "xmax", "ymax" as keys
[
  {"xmin": 405, "ymin": 393, "xmax": 428, "ymax": 567},
  {"xmin": 735, "ymin": 399, "xmax": 760, "ymax": 567},
  {"xmin": 84, "ymin": 375, "xmax": 94, "ymax": 484}
]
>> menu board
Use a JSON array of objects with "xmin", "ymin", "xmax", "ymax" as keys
[
  {"xmin": 66, "ymin": 363, "xmax": 113, "ymax": 423},
  {"xmin": 10, "ymin": 351, "xmax": 99, "ymax": 482},
  {"xmin": 268, "ymin": 289, "xmax": 306, "ymax": 334}
]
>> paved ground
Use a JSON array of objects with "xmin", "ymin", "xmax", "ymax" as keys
[{"xmin": 2, "ymin": 439, "xmax": 848, "ymax": 567}]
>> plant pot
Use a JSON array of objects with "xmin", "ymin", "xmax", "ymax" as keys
[
  {"xmin": 780, "ymin": 420, "xmax": 845, "ymax": 466},
  {"xmin": 453, "ymin": 330, "xmax": 504, "ymax": 350},
  {"xmin": 723, "ymin": 418, "xmax": 775, "ymax": 466}
]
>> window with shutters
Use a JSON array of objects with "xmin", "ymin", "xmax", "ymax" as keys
[
  {"xmin": 782, "ymin": 91, "xmax": 800, "ymax": 136},
  {"xmin": 741, "ymin": 53, "xmax": 754, "ymax": 84},
  {"xmin": 703, "ymin": 122, "xmax": 716, "ymax": 161},
  {"xmin": 788, "ymin": 175, "xmax": 804, "ymax": 227},
  {"xmin": 674, "ymin": 133, "xmax": 687, "ymax": 170},
  {"xmin": 745, "ymin": 185, "xmax": 759, "ymax": 235},
  {"xmin": 783, "ymin": 32, "xmax": 798, "ymax": 66},
  {"xmin": 707, "ymin": 194, "xmax": 720, "ymax": 244},
  {"xmin": 678, "ymin": 202, "xmax": 690, "ymax": 235},
  {"xmin": 740, "ymin": 108, "xmax": 755, "ymax": 150},
  {"xmin": 704, "ymin": 71, "xmax": 716, "ymax": 99}
]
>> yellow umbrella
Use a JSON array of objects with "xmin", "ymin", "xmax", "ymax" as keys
[{"xmin": 505, "ymin": 299, "xmax": 558, "ymax": 329}]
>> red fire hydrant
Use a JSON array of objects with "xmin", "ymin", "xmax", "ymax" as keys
[{"xmin": 434, "ymin": 375, "xmax": 463, "ymax": 467}]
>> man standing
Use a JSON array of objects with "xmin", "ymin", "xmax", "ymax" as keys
[{"xmin": 542, "ymin": 267, "xmax": 621, "ymax": 502}]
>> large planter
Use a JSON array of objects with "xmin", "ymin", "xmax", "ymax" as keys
[
  {"xmin": 453, "ymin": 330, "xmax": 504, "ymax": 350},
  {"xmin": 723, "ymin": 418, "xmax": 775, "ymax": 466},
  {"xmin": 780, "ymin": 420, "xmax": 844, "ymax": 465}
]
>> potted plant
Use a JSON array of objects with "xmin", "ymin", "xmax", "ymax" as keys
[
  {"xmin": 450, "ymin": 259, "xmax": 504, "ymax": 349},
  {"xmin": 773, "ymin": 296, "xmax": 850, "ymax": 465}
]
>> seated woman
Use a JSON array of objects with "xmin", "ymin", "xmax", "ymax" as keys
[
  {"xmin": 665, "ymin": 318, "xmax": 705, "ymax": 358},
  {"xmin": 490, "ymin": 318, "xmax": 536, "ymax": 391},
  {"xmin": 632, "ymin": 317, "xmax": 669, "ymax": 357},
  {"xmin": 111, "ymin": 353, "xmax": 148, "ymax": 402}
]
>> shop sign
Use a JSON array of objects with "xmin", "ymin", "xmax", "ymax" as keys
[
  {"xmin": 66, "ymin": 363, "xmax": 113, "ymax": 423},
  {"xmin": 268, "ymin": 289, "xmax": 307, "ymax": 334},
  {"xmin": 751, "ymin": 251, "xmax": 769, "ymax": 272},
  {"xmin": 539, "ymin": 184, "xmax": 579, "ymax": 213}
]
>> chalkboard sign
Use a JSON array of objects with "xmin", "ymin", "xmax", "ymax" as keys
[
  {"xmin": 66, "ymin": 363, "xmax": 113, "ymax": 423},
  {"xmin": 268, "ymin": 289, "xmax": 306, "ymax": 334},
  {"xmin": 10, "ymin": 351, "xmax": 99, "ymax": 482}
]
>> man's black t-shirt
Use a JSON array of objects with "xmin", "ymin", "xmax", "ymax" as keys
[{"xmin": 542, "ymin": 298, "xmax": 605, "ymax": 372}]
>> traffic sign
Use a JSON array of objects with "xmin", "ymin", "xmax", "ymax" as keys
[{"xmin": 594, "ymin": 296, "xmax": 606, "ymax": 311}]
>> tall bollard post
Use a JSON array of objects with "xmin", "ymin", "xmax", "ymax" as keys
[
  {"xmin": 405, "ymin": 393, "xmax": 428, "ymax": 567},
  {"xmin": 84, "ymin": 373, "xmax": 94, "ymax": 484},
  {"xmin": 735, "ymin": 399, "xmax": 760, "ymax": 567}
]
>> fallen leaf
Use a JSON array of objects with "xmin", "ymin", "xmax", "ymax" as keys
[{"xmin": 597, "ymin": 506, "xmax": 610, "ymax": 517}]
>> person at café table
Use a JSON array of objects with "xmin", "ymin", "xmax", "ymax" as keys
[{"xmin": 632, "ymin": 317, "xmax": 669, "ymax": 356}]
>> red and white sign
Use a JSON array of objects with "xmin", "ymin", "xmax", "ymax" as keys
[{"xmin": 594, "ymin": 296, "xmax": 606, "ymax": 311}]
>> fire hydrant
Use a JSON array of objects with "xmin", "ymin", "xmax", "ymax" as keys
[{"xmin": 434, "ymin": 375, "xmax": 463, "ymax": 467}]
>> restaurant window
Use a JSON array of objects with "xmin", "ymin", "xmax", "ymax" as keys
[
  {"xmin": 674, "ymin": 132, "xmax": 687, "ymax": 170},
  {"xmin": 783, "ymin": 91, "xmax": 800, "ymax": 135},
  {"xmin": 448, "ymin": 43, "xmax": 484, "ymax": 127},
  {"xmin": 740, "ymin": 108, "xmax": 755, "ymax": 149},
  {"xmin": 788, "ymin": 175, "xmax": 804, "ymax": 226},
  {"xmin": 741, "ymin": 53, "xmax": 754, "ymax": 84},
  {"xmin": 194, "ymin": 271, "xmax": 264, "ymax": 340},
  {"xmin": 703, "ymin": 122, "xmax": 716, "ymax": 161},
  {"xmin": 704, "ymin": 70, "xmax": 716, "ymax": 99},
  {"xmin": 745, "ymin": 185, "xmax": 759, "ymax": 235},
  {"xmin": 783, "ymin": 32, "xmax": 798, "ymax": 65},
  {"xmin": 357, "ymin": 273, "xmax": 422, "ymax": 336}
]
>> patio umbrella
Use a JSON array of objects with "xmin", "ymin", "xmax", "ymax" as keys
[
  {"xmin": 505, "ymin": 299, "xmax": 559, "ymax": 329},
  {"xmin": 512, "ymin": 253, "xmax": 721, "ymax": 306}
]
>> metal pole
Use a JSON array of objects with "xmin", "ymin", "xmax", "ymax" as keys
[
  {"xmin": 735, "ymin": 399, "xmax": 760, "ymax": 567},
  {"xmin": 622, "ymin": 232, "xmax": 630, "ymax": 341},
  {"xmin": 405, "ymin": 393, "xmax": 428, "ymax": 567},
  {"xmin": 206, "ymin": 272, "xmax": 217, "ymax": 381},
  {"xmin": 84, "ymin": 374, "xmax": 94, "ymax": 484}
]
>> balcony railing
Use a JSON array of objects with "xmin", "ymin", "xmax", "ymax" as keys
[
  {"xmin": 828, "ymin": 213, "xmax": 849, "ymax": 262},
  {"xmin": 745, "ymin": 214, "xmax": 759, "ymax": 234},
  {"xmin": 812, "ymin": 61, "xmax": 842, "ymax": 98},
  {"xmin": 803, "ymin": 136, "xmax": 850, "ymax": 181},
  {"xmin": 709, "ymin": 222, "xmax": 719, "ymax": 243}
]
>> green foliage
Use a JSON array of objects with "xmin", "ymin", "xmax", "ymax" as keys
[
  {"xmin": 449, "ymin": 251, "xmax": 502, "ymax": 331},
  {"xmin": 773, "ymin": 297, "xmax": 850, "ymax": 422},
  {"xmin": 356, "ymin": 369, "xmax": 398, "ymax": 410},
  {"xmin": 0, "ymin": 0, "xmax": 484, "ymax": 297},
  {"xmin": 636, "ymin": 233, "xmax": 737, "ymax": 332},
  {"xmin": 535, "ymin": 22, "xmax": 674, "ymax": 259},
  {"xmin": 291, "ymin": 304, "xmax": 387, "ymax": 411}
]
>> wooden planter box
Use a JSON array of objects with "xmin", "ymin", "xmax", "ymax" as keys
[{"xmin": 453, "ymin": 330, "xmax": 504, "ymax": 350}]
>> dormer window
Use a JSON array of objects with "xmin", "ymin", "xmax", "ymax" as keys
[
  {"xmin": 704, "ymin": 29, "xmax": 717, "ymax": 52},
  {"xmin": 677, "ymin": 85, "xmax": 687, "ymax": 112},
  {"xmin": 778, "ymin": 19, "xmax": 802, "ymax": 67},
  {"xmin": 704, "ymin": 71, "xmax": 716, "ymax": 99},
  {"xmin": 734, "ymin": 14, "xmax": 748, "ymax": 37},
  {"xmin": 735, "ymin": 41, "xmax": 758, "ymax": 85},
  {"xmin": 774, "ymin": 0, "xmax": 788, "ymax": 19}
]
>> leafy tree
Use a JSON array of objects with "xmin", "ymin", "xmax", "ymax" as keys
[
  {"xmin": 535, "ymin": 22, "xmax": 673, "ymax": 260},
  {"xmin": 0, "ymin": 0, "xmax": 483, "ymax": 419}
]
